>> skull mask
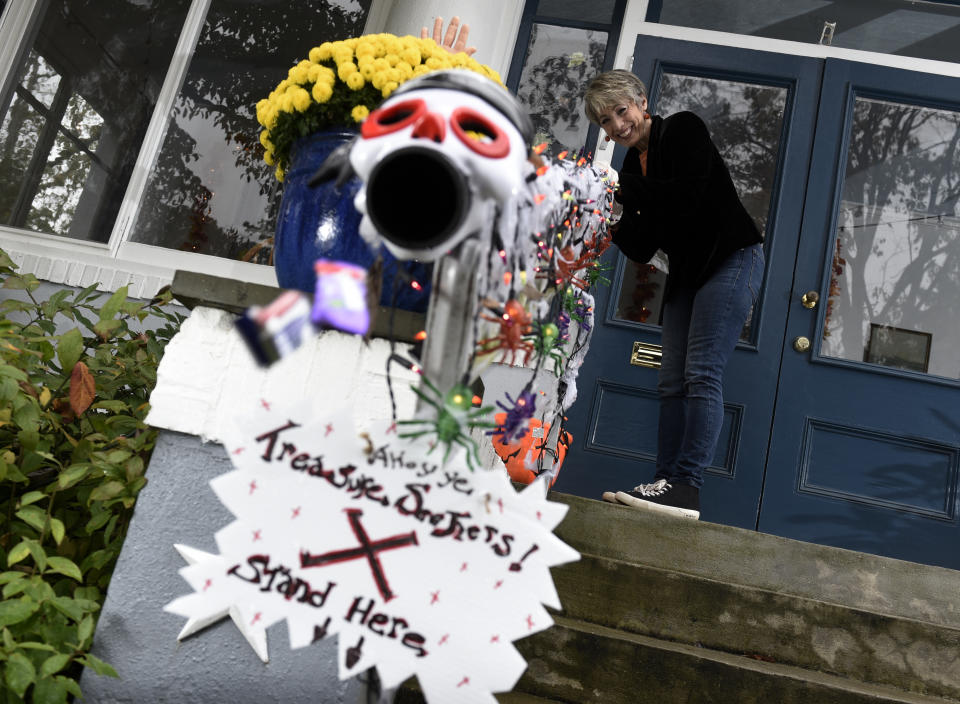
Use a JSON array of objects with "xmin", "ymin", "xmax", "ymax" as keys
[{"xmin": 349, "ymin": 70, "xmax": 533, "ymax": 261}]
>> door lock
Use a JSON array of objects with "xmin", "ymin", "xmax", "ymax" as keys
[
  {"xmin": 793, "ymin": 336, "xmax": 811, "ymax": 352},
  {"xmin": 801, "ymin": 291, "xmax": 819, "ymax": 309}
]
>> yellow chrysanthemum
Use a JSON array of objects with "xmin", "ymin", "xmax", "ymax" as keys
[
  {"xmin": 385, "ymin": 53, "xmax": 400, "ymax": 67},
  {"xmin": 291, "ymin": 87, "xmax": 311, "ymax": 112},
  {"xmin": 263, "ymin": 150, "xmax": 275, "ymax": 166},
  {"xmin": 312, "ymin": 81, "xmax": 333, "ymax": 103},
  {"xmin": 310, "ymin": 43, "xmax": 333, "ymax": 62},
  {"xmin": 412, "ymin": 64, "xmax": 430, "ymax": 77},
  {"xmin": 316, "ymin": 66, "xmax": 336, "ymax": 85},
  {"xmin": 275, "ymin": 165, "xmax": 284, "ymax": 182},
  {"xmin": 401, "ymin": 48, "xmax": 421, "ymax": 66},
  {"xmin": 255, "ymin": 99, "xmax": 270, "ymax": 126},
  {"xmin": 337, "ymin": 61, "xmax": 358, "ymax": 81},
  {"xmin": 396, "ymin": 61, "xmax": 414, "ymax": 81},
  {"xmin": 359, "ymin": 61, "xmax": 377, "ymax": 80},
  {"xmin": 259, "ymin": 130, "xmax": 272, "ymax": 149},
  {"xmin": 381, "ymin": 81, "xmax": 399, "ymax": 98},
  {"xmin": 346, "ymin": 72, "xmax": 365, "ymax": 91},
  {"xmin": 351, "ymin": 105, "xmax": 370, "ymax": 122},
  {"xmin": 278, "ymin": 93, "xmax": 295, "ymax": 113},
  {"xmin": 355, "ymin": 40, "xmax": 376, "ymax": 58}
]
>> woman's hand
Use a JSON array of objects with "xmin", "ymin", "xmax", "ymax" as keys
[{"xmin": 421, "ymin": 16, "xmax": 477, "ymax": 56}]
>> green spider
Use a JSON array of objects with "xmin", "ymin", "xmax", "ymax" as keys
[
  {"xmin": 398, "ymin": 377, "xmax": 495, "ymax": 470},
  {"xmin": 527, "ymin": 321, "xmax": 566, "ymax": 377}
]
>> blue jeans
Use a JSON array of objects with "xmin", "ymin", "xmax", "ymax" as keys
[{"xmin": 654, "ymin": 243, "xmax": 764, "ymax": 489}]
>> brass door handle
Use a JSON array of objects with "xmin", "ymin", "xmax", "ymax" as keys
[
  {"xmin": 793, "ymin": 336, "xmax": 811, "ymax": 352},
  {"xmin": 801, "ymin": 291, "xmax": 819, "ymax": 309}
]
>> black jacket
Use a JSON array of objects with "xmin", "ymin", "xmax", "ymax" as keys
[{"xmin": 612, "ymin": 111, "xmax": 761, "ymax": 294}]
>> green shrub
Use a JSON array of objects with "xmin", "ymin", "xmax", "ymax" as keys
[{"xmin": 0, "ymin": 249, "xmax": 183, "ymax": 702}]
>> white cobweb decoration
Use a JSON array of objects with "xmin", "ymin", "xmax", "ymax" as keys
[{"xmin": 164, "ymin": 396, "xmax": 579, "ymax": 703}]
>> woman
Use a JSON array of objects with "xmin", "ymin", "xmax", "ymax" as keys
[{"xmin": 585, "ymin": 70, "xmax": 764, "ymax": 520}]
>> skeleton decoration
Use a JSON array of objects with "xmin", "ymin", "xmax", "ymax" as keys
[{"xmin": 313, "ymin": 69, "xmax": 616, "ymax": 485}]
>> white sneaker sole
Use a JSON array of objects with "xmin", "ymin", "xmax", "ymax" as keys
[
  {"xmin": 601, "ymin": 491, "xmax": 620, "ymax": 504},
  {"xmin": 614, "ymin": 491, "xmax": 700, "ymax": 520}
]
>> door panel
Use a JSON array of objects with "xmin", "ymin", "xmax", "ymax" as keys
[
  {"xmin": 555, "ymin": 37, "xmax": 823, "ymax": 527},
  {"xmin": 758, "ymin": 60, "xmax": 960, "ymax": 568}
]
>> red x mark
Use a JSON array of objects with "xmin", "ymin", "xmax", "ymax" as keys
[
  {"xmin": 460, "ymin": 562, "xmax": 468, "ymax": 572},
  {"xmin": 325, "ymin": 423, "xmax": 334, "ymax": 437},
  {"xmin": 386, "ymin": 422, "xmax": 397, "ymax": 435},
  {"xmin": 430, "ymin": 590, "xmax": 440, "ymax": 605},
  {"xmin": 497, "ymin": 498, "xmax": 504, "ymax": 513},
  {"xmin": 490, "ymin": 634, "xmax": 500, "ymax": 643},
  {"xmin": 203, "ymin": 579, "xmax": 212, "ymax": 591},
  {"xmin": 249, "ymin": 480, "xmax": 258, "ymax": 495},
  {"xmin": 438, "ymin": 634, "xmax": 449, "ymax": 646},
  {"xmin": 251, "ymin": 612, "xmax": 262, "ymax": 626},
  {"xmin": 493, "ymin": 580, "xmax": 503, "ymax": 590},
  {"xmin": 260, "ymin": 399, "xmax": 271, "ymax": 410},
  {"xmin": 301, "ymin": 508, "xmax": 418, "ymax": 602},
  {"xmin": 252, "ymin": 530, "xmax": 262, "ymax": 542},
  {"xmin": 456, "ymin": 677, "xmax": 469, "ymax": 688},
  {"xmin": 291, "ymin": 506, "xmax": 301, "ymax": 519},
  {"xmin": 233, "ymin": 447, "xmax": 245, "ymax": 455},
  {"xmin": 526, "ymin": 614, "xmax": 535, "ymax": 631},
  {"xmin": 536, "ymin": 510, "xmax": 542, "ymax": 520}
]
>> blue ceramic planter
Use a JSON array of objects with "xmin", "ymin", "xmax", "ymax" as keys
[{"xmin": 273, "ymin": 130, "xmax": 430, "ymax": 311}]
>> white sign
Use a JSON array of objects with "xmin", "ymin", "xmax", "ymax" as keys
[{"xmin": 165, "ymin": 396, "xmax": 579, "ymax": 703}]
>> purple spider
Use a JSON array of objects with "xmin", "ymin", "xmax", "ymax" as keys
[{"xmin": 488, "ymin": 389, "xmax": 537, "ymax": 445}]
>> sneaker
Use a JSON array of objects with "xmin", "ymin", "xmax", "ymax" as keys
[
  {"xmin": 615, "ymin": 481, "xmax": 700, "ymax": 520},
  {"xmin": 601, "ymin": 479, "xmax": 667, "ymax": 504}
]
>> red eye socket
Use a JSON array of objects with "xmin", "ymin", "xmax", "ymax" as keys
[
  {"xmin": 362, "ymin": 99, "xmax": 427, "ymax": 138},
  {"xmin": 451, "ymin": 107, "xmax": 510, "ymax": 158}
]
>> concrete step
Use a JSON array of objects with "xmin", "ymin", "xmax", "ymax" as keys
[
  {"xmin": 540, "ymin": 492, "xmax": 960, "ymax": 701},
  {"xmin": 551, "ymin": 552, "xmax": 960, "ymax": 700},
  {"xmin": 514, "ymin": 615, "xmax": 957, "ymax": 704}
]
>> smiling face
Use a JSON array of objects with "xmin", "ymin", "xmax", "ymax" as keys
[{"xmin": 596, "ymin": 97, "xmax": 650, "ymax": 150}]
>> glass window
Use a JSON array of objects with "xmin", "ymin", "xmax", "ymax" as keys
[
  {"xmin": 656, "ymin": 0, "xmax": 960, "ymax": 65},
  {"xmin": 821, "ymin": 97, "xmax": 960, "ymax": 380},
  {"xmin": 0, "ymin": 0, "xmax": 192, "ymax": 241},
  {"xmin": 537, "ymin": 0, "xmax": 618, "ymax": 24},
  {"xmin": 614, "ymin": 73, "xmax": 787, "ymax": 340},
  {"xmin": 515, "ymin": 24, "xmax": 608, "ymax": 158},
  {"xmin": 127, "ymin": 0, "xmax": 371, "ymax": 263}
]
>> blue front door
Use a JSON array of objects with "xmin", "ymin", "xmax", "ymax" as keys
[{"xmin": 554, "ymin": 36, "xmax": 960, "ymax": 569}]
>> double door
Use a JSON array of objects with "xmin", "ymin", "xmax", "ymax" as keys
[{"xmin": 556, "ymin": 35, "xmax": 960, "ymax": 569}]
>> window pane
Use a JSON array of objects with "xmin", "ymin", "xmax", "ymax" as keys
[
  {"xmin": 515, "ymin": 24, "xmax": 607, "ymax": 159},
  {"xmin": 658, "ymin": 0, "xmax": 960, "ymax": 65},
  {"xmin": 614, "ymin": 73, "xmax": 787, "ymax": 340},
  {"xmin": 537, "ymin": 0, "xmax": 617, "ymax": 24},
  {"xmin": 128, "ymin": 0, "xmax": 371, "ymax": 263},
  {"xmin": 0, "ymin": 0, "xmax": 192, "ymax": 241},
  {"xmin": 821, "ymin": 97, "xmax": 960, "ymax": 380}
]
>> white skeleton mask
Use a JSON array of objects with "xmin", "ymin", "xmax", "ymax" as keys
[{"xmin": 349, "ymin": 73, "xmax": 530, "ymax": 261}]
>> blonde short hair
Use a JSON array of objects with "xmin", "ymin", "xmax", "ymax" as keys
[{"xmin": 584, "ymin": 70, "xmax": 648, "ymax": 124}]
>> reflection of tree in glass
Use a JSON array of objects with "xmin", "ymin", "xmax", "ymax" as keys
[
  {"xmin": 133, "ymin": 1, "xmax": 369, "ymax": 262},
  {"xmin": 658, "ymin": 75, "xmax": 785, "ymax": 235},
  {"xmin": 515, "ymin": 26, "xmax": 606, "ymax": 158},
  {"xmin": 823, "ymin": 100, "xmax": 960, "ymax": 378}
]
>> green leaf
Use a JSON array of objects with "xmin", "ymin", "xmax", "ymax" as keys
[
  {"xmin": 0, "ymin": 571, "xmax": 27, "ymax": 584},
  {"xmin": 93, "ymin": 318, "xmax": 121, "ymax": 338},
  {"xmin": 39, "ymin": 653, "xmax": 72, "ymax": 679},
  {"xmin": 15, "ymin": 641, "xmax": 56, "ymax": 652},
  {"xmin": 49, "ymin": 517, "xmax": 65, "ymax": 545},
  {"xmin": 0, "ymin": 363, "xmax": 28, "ymax": 381},
  {"xmin": 58, "ymin": 463, "xmax": 90, "ymax": 490},
  {"xmin": 98, "ymin": 286, "xmax": 128, "ymax": 321},
  {"xmin": 72, "ymin": 282, "xmax": 100, "ymax": 304},
  {"xmin": 26, "ymin": 539, "xmax": 47, "ymax": 570},
  {"xmin": 80, "ymin": 653, "xmax": 119, "ymax": 678},
  {"xmin": 3, "ymin": 579, "xmax": 29, "ymax": 598},
  {"xmin": 4, "ymin": 651, "xmax": 36, "ymax": 698},
  {"xmin": 7, "ymin": 540, "xmax": 31, "ymax": 566},
  {"xmin": 91, "ymin": 400, "xmax": 127, "ymax": 413},
  {"xmin": 0, "ymin": 597, "xmax": 40, "ymax": 627},
  {"xmin": 56, "ymin": 328, "xmax": 84, "ymax": 374},
  {"xmin": 62, "ymin": 675, "xmax": 83, "ymax": 698},
  {"xmin": 77, "ymin": 614, "xmax": 94, "ymax": 646},
  {"xmin": 45, "ymin": 557, "xmax": 82, "ymax": 582},
  {"xmin": 49, "ymin": 596, "xmax": 84, "ymax": 623},
  {"xmin": 88, "ymin": 481, "xmax": 124, "ymax": 502},
  {"xmin": 15, "ymin": 505, "xmax": 48, "ymax": 532},
  {"xmin": 19, "ymin": 490, "xmax": 46, "ymax": 506},
  {"xmin": 32, "ymin": 675, "xmax": 70, "ymax": 704}
]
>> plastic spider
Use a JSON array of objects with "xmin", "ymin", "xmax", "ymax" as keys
[
  {"xmin": 527, "ymin": 321, "xmax": 566, "ymax": 377},
  {"xmin": 487, "ymin": 389, "xmax": 537, "ymax": 445},
  {"xmin": 476, "ymin": 298, "xmax": 535, "ymax": 366},
  {"xmin": 398, "ymin": 377, "xmax": 495, "ymax": 470}
]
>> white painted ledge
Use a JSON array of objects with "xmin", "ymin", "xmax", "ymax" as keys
[{"xmin": 146, "ymin": 306, "xmax": 418, "ymax": 444}]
